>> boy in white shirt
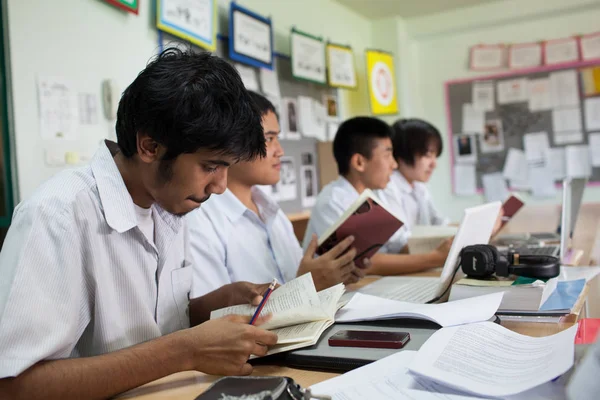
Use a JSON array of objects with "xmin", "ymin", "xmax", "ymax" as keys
[
  {"xmin": 389, "ymin": 118, "xmax": 448, "ymax": 231},
  {"xmin": 303, "ymin": 117, "xmax": 451, "ymax": 276},
  {"xmin": 187, "ymin": 92, "xmax": 366, "ymax": 296},
  {"xmin": 0, "ymin": 49, "xmax": 277, "ymax": 399}
]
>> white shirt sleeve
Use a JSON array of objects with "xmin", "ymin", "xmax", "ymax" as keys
[
  {"xmin": 186, "ymin": 210, "xmax": 230, "ymax": 298},
  {"xmin": 0, "ymin": 203, "xmax": 90, "ymax": 378},
  {"xmin": 302, "ymin": 196, "xmax": 347, "ymax": 251}
]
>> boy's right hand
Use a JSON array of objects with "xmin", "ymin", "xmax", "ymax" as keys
[
  {"xmin": 177, "ymin": 315, "xmax": 278, "ymax": 376},
  {"xmin": 433, "ymin": 237, "xmax": 453, "ymax": 263}
]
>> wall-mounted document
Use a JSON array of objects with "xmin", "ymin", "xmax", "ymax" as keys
[
  {"xmin": 580, "ymin": 32, "xmax": 600, "ymax": 61},
  {"xmin": 453, "ymin": 164, "xmax": 476, "ymax": 196},
  {"xmin": 509, "ymin": 42, "xmax": 542, "ymax": 69},
  {"xmin": 259, "ymin": 68, "xmax": 281, "ymax": 98},
  {"xmin": 409, "ymin": 321, "xmax": 577, "ymax": 397},
  {"xmin": 545, "ymin": 147, "xmax": 566, "ymax": 180},
  {"xmin": 584, "ymin": 97, "xmax": 600, "ymax": 131},
  {"xmin": 469, "ymin": 45, "xmax": 505, "ymax": 70},
  {"xmin": 290, "ymin": 28, "xmax": 326, "ymax": 84},
  {"xmin": 566, "ymin": 145, "xmax": 592, "ymax": 178},
  {"xmin": 37, "ymin": 76, "xmax": 79, "ymax": 140},
  {"xmin": 326, "ymin": 43, "xmax": 357, "ymax": 89},
  {"xmin": 523, "ymin": 131, "xmax": 550, "ymax": 164},
  {"xmin": 366, "ymin": 49, "xmax": 398, "ymax": 115},
  {"xmin": 528, "ymin": 78, "xmax": 553, "ymax": 111},
  {"xmin": 234, "ymin": 63, "xmax": 259, "ymax": 91},
  {"xmin": 544, "ymin": 37, "xmax": 580, "ymax": 65},
  {"xmin": 471, "ymin": 81, "xmax": 494, "ymax": 112},
  {"xmin": 497, "ymin": 78, "xmax": 528, "ymax": 104},
  {"xmin": 297, "ymin": 96, "xmax": 326, "ymax": 140},
  {"xmin": 528, "ymin": 162, "xmax": 557, "ymax": 198},
  {"xmin": 157, "ymin": 0, "xmax": 216, "ymax": 51},
  {"xmin": 482, "ymin": 173, "xmax": 509, "ymax": 203},
  {"xmin": 552, "ymin": 106, "xmax": 582, "ymax": 133},
  {"xmin": 461, "ymin": 104, "xmax": 484, "ymax": 134},
  {"xmin": 550, "ymin": 70, "xmax": 580, "ymax": 107},
  {"xmin": 503, "ymin": 148, "xmax": 528, "ymax": 181},
  {"xmin": 229, "ymin": 3, "xmax": 273, "ymax": 69},
  {"xmin": 589, "ymin": 133, "xmax": 600, "ymax": 167}
]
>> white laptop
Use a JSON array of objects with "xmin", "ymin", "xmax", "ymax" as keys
[{"xmin": 358, "ymin": 201, "xmax": 502, "ymax": 304}]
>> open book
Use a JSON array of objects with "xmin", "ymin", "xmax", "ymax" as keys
[
  {"xmin": 407, "ymin": 225, "xmax": 458, "ymax": 254},
  {"xmin": 316, "ymin": 189, "xmax": 404, "ymax": 268},
  {"xmin": 210, "ymin": 273, "xmax": 345, "ymax": 356}
]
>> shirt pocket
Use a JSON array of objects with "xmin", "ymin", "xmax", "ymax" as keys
[{"xmin": 171, "ymin": 267, "xmax": 192, "ymax": 329}]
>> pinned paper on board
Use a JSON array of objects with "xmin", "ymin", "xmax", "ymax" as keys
[
  {"xmin": 580, "ymin": 32, "xmax": 600, "ymax": 61},
  {"xmin": 453, "ymin": 134, "xmax": 477, "ymax": 164},
  {"xmin": 297, "ymin": 96, "xmax": 326, "ymax": 141},
  {"xmin": 544, "ymin": 38, "xmax": 580, "ymax": 65},
  {"xmin": 300, "ymin": 165, "xmax": 318, "ymax": 208},
  {"xmin": 453, "ymin": 164, "xmax": 477, "ymax": 196},
  {"xmin": 281, "ymin": 97, "xmax": 300, "ymax": 140},
  {"xmin": 589, "ymin": 133, "xmax": 600, "ymax": 167},
  {"xmin": 523, "ymin": 132, "xmax": 550, "ymax": 164},
  {"xmin": 552, "ymin": 107, "xmax": 582, "ymax": 133},
  {"xmin": 276, "ymin": 156, "xmax": 297, "ymax": 201},
  {"xmin": 497, "ymin": 78, "xmax": 528, "ymax": 104},
  {"xmin": 235, "ymin": 63, "xmax": 259, "ymax": 91},
  {"xmin": 565, "ymin": 145, "xmax": 592, "ymax": 178},
  {"xmin": 472, "ymin": 81, "xmax": 494, "ymax": 111},
  {"xmin": 503, "ymin": 148, "xmax": 528, "ymax": 181},
  {"xmin": 480, "ymin": 119, "xmax": 504, "ymax": 153},
  {"xmin": 529, "ymin": 162, "xmax": 556, "ymax": 198},
  {"xmin": 528, "ymin": 78, "xmax": 553, "ymax": 112},
  {"xmin": 78, "ymin": 93, "xmax": 99, "ymax": 125},
  {"xmin": 482, "ymin": 173, "xmax": 509, "ymax": 203},
  {"xmin": 259, "ymin": 68, "xmax": 281, "ymax": 98},
  {"xmin": 584, "ymin": 97, "xmax": 600, "ymax": 131},
  {"xmin": 508, "ymin": 42, "xmax": 542, "ymax": 69},
  {"xmin": 550, "ymin": 70, "xmax": 580, "ymax": 107},
  {"xmin": 327, "ymin": 122, "xmax": 339, "ymax": 141},
  {"xmin": 545, "ymin": 147, "xmax": 566, "ymax": 180},
  {"xmin": 37, "ymin": 76, "xmax": 79, "ymax": 140},
  {"xmin": 461, "ymin": 103, "xmax": 484, "ymax": 134}
]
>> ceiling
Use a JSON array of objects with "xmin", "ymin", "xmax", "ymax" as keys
[{"xmin": 334, "ymin": 0, "xmax": 505, "ymax": 19}]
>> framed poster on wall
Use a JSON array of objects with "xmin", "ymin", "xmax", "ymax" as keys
[{"xmin": 157, "ymin": 0, "xmax": 217, "ymax": 51}]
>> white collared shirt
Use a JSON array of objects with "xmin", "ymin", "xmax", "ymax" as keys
[
  {"xmin": 389, "ymin": 170, "xmax": 449, "ymax": 231},
  {"xmin": 186, "ymin": 187, "xmax": 303, "ymax": 297},
  {"xmin": 302, "ymin": 176, "xmax": 408, "ymax": 255},
  {"xmin": 0, "ymin": 141, "xmax": 192, "ymax": 378}
]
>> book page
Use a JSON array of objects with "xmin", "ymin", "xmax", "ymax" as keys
[
  {"xmin": 271, "ymin": 319, "xmax": 331, "ymax": 344},
  {"xmin": 317, "ymin": 283, "xmax": 345, "ymax": 316},
  {"xmin": 409, "ymin": 321, "xmax": 577, "ymax": 397},
  {"xmin": 210, "ymin": 273, "xmax": 325, "ymax": 330}
]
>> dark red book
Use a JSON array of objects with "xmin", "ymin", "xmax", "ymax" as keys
[
  {"xmin": 316, "ymin": 189, "xmax": 404, "ymax": 269},
  {"xmin": 499, "ymin": 194, "xmax": 525, "ymax": 230}
]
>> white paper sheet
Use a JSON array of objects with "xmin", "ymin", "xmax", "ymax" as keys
[
  {"xmin": 470, "ymin": 46, "xmax": 505, "ymax": 70},
  {"xmin": 291, "ymin": 31, "xmax": 326, "ymax": 83},
  {"xmin": 509, "ymin": 177, "xmax": 531, "ymax": 191},
  {"xmin": 326, "ymin": 45, "xmax": 357, "ymax": 88},
  {"xmin": 528, "ymin": 78, "xmax": 553, "ymax": 111},
  {"xmin": 550, "ymin": 70, "xmax": 580, "ymax": 107},
  {"xmin": 453, "ymin": 164, "xmax": 476, "ymax": 196},
  {"xmin": 545, "ymin": 147, "xmax": 566, "ymax": 180},
  {"xmin": 461, "ymin": 104, "xmax": 484, "ymax": 134},
  {"xmin": 259, "ymin": 68, "xmax": 281, "ymax": 98},
  {"xmin": 503, "ymin": 148, "xmax": 528, "ymax": 181},
  {"xmin": 482, "ymin": 173, "xmax": 509, "ymax": 203},
  {"xmin": 552, "ymin": 107, "xmax": 582, "ymax": 133},
  {"xmin": 232, "ymin": 9, "xmax": 272, "ymax": 65},
  {"xmin": 509, "ymin": 44, "xmax": 542, "ymax": 69},
  {"xmin": 472, "ymin": 81, "xmax": 494, "ymax": 111},
  {"xmin": 297, "ymin": 96, "xmax": 326, "ymax": 140},
  {"xmin": 327, "ymin": 122, "xmax": 339, "ymax": 141},
  {"xmin": 77, "ymin": 93, "xmax": 98, "ymax": 125},
  {"xmin": 234, "ymin": 63, "xmax": 259, "ymax": 91},
  {"xmin": 545, "ymin": 38, "xmax": 579, "ymax": 65},
  {"xmin": 584, "ymin": 97, "xmax": 600, "ymax": 131},
  {"xmin": 160, "ymin": 0, "xmax": 213, "ymax": 44},
  {"xmin": 453, "ymin": 135, "xmax": 477, "ymax": 164},
  {"xmin": 554, "ymin": 131, "xmax": 584, "ymax": 145},
  {"xmin": 581, "ymin": 34, "xmax": 600, "ymax": 61},
  {"xmin": 589, "ymin": 133, "xmax": 600, "ymax": 167},
  {"xmin": 278, "ymin": 156, "xmax": 297, "ymax": 201},
  {"xmin": 497, "ymin": 78, "xmax": 528, "ymax": 104},
  {"xmin": 281, "ymin": 97, "xmax": 300, "ymax": 140},
  {"xmin": 335, "ymin": 292, "xmax": 504, "ymax": 327},
  {"xmin": 528, "ymin": 162, "xmax": 557, "ymax": 198},
  {"xmin": 37, "ymin": 76, "xmax": 79, "ymax": 140},
  {"xmin": 523, "ymin": 132, "xmax": 550, "ymax": 163},
  {"xmin": 565, "ymin": 145, "xmax": 592, "ymax": 178},
  {"xmin": 300, "ymin": 165, "xmax": 317, "ymax": 208},
  {"xmin": 409, "ymin": 321, "xmax": 577, "ymax": 397}
]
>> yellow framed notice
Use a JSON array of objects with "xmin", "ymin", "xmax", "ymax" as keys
[{"xmin": 366, "ymin": 49, "xmax": 398, "ymax": 115}]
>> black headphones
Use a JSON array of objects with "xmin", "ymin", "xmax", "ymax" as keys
[{"xmin": 459, "ymin": 245, "xmax": 560, "ymax": 279}]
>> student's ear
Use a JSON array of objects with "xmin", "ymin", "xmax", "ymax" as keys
[
  {"xmin": 136, "ymin": 134, "xmax": 162, "ymax": 163},
  {"xmin": 350, "ymin": 153, "xmax": 367, "ymax": 173}
]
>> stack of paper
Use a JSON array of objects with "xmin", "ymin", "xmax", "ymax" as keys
[
  {"xmin": 335, "ymin": 292, "xmax": 504, "ymax": 327},
  {"xmin": 210, "ymin": 274, "xmax": 344, "ymax": 356}
]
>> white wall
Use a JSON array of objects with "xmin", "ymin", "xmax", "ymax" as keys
[
  {"xmin": 6, "ymin": 0, "xmax": 373, "ymax": 200},
  {"xmin": 395, "ymin": 0, "xmax": 600, "ymax": 221}
]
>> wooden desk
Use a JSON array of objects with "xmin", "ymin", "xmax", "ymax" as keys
[{"xmin": 119, "ymin": 203, "xmax": 600, "ymax": 400}]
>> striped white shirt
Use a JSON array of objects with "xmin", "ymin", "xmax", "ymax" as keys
[
  {"xmin": 186, "ymin": 187, "xmax": 303, "ymax": 297},
  {"xmin": 0, "ymin": 141, "xmax": 192, "ymax": 378}
]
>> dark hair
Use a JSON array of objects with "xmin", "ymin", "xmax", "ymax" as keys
[
  {"xmin": 248, "ymin": 91, "xmax": 277, "ymax": 119},
  {"xmin": 333, "ymin": 117, "xmax": 393, "ymax": 176},
  {"xmin": 116, "ymin": 48, "xmax": 265, "ymax": 163},
  {"xmin": 391, "ymin": 118, "xmax": 443, "ymax": 166}
]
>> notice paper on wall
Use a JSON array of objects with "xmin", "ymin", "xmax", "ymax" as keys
[
  {"xmin": 259, "ymin": 68, "xmax": 281, "ymax": 98},
  {"xmin": 523, "ymin": 132, "xmax": 550, "ymax": 164},
  {"xmin": 235, "ymin": 64, "xmax": 259, "ymax": 91},
  {"xmin": 584, "ymin": 97, "xmax": 600, "ymax": 131},
  {"xmin": 545, "ymin": 147, "xmax": 567, "ymax": 180},
  {"xmin": 589, "ymin": 133, "xmax": 600, "ymax": 167},
  {"xmin": 503, "ymin": 148, "xmax": 528, "ymax": 182},
  {"xmin": 528, "ymin": 78, "xmax": 553, "ymax": 112},
  {"xmin": 550, "ymin": 70, "xmax": 580, "ymax": 107},
  {"xmin": 453, "ymin": 164, "xmax": 477, "ymax": 196},
  {"xmin": 529, "ymin": 162, "xmax": 557, "ymax": 198},
  {"xmin": 461, "ymin": 103, "xmax": 484, "ymax": 134},
  {"xmin": 497, "ymin": 78, "xmax": 528, "ymax": 104},
  {"xmin": 566, "ymin": 145, "xmax": 592, "ymax": 178},
  {"xmin": 37, "ymin": 76, "xmax": 79, "ymax": 140},
  {"xmin": 482, "ymin": 173, "xmax": 509, "ymax": 203},
  {"xmin": 552, "ymin": 107, "xmax": 582, "ymax": 133},
  {"xmin": 471, "ymin": 81, "xmax": 495, "ymax": 111}
]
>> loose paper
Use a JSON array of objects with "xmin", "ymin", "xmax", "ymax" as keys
[
  {"xmin": 566, "ymin": 145, "xmax": 592, "ymax": 178},
  {"xmin": 509, "ymin": 43, "xmax": 542, "ymax": 69},
  {"xmin": 277, "ymin": 156, "xmax": 297, "ymax": 201},
  {"xmin": 300, "ymin": 165, "xmax": 317, "ymax": 208},
  {"xmin": 453, "ymin": 134, "xmax": 477, "ymax": 164},
  {"xmin": 552, "ymin": 107, "xmax": 582, "ymax": 133},
  {"xmin": 409, "ymin": 321, "xmax": 577, "ymax": 397},
  {"xmin": 259, "ymin": 68, "xmax": 281, "ymax": 98},
  {"xmin": 550, "ymin": 70, "xmax": 580, "ymax": 107},
  {"xmin": 461, "ymin": 104, "xmax": 484, "ymax": 134},
  {"xmin": 497, "ymin": 78, "xmax": 528, "ymax": 104},
  {"xmin": 589, "ymin": 133, "xmax": 600, "ymax": 167},
  {"xmin": 472, "ymin": 81, "xmax": 494, "ymax": 111},
  {"xmin": 482, "ymin": 173, "xmax": 509, "ymax": 203},
  {"xmin": 528, "ymin": 78, "xmax": 553, "ymax": 111},
  {"xmin": 297, "ymin": 96, "xmax": 326, "ymax": 140},
  {"xmin": 580, "ymin": 33, "xmax": 600, "ymax": 61},
  {"xmin": 523, "ymin": 132, "xmax": 550, "ymax": 163},
  {"xmin": 281, "ymin": 97, "xmax": 300, "ymax": 140},
  {"xmin": 37, "ymin": 76, "xmax": 79, "ymax": 140},
  {"xmin": 545, "ymin": 38, "xmax": 580, "ymax": 65},
  {"xmin": 584, "ymin": 97, "xmax": 600, "ymax": 131},
  {"xmin": 503, "ymin": 148, "xmax": 528, "ymax": 181},
  {"xmin": 554, "ymin": 131, "xmax": 584, "ymax": 145},
  {"xmin": 453, "ymin": 164, "xmax": 476, "ymax": 196},
  {"xmin": 529, "ymin": 162, "xmax": 557, "ymax": 198},
  {"xmin": 545, "ymin": 147, "xmax": 566, "ymax": 180},
  {"xmin": 480, "ymin": 119, "xmax": 504, "ymax": 153},
  {"xmin": 234, "ymin": 64, "xmax": 259, "ymax": 91}
]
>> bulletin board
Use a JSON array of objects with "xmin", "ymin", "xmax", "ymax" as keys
[
  {"xmin": 159, "ymin": 32, "xmax": 339, "ymax": 214},
  {"xmin": 445, "ymin": 59, "xmax": 600, "ymax": 194}
]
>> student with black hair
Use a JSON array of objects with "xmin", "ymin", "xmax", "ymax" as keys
[
  {"xmin": 390, "ymin": 118, "xmax": 449, "ymax": 230},
  {"xmin": 303, "ymin": 117, "xmax": 451, "ymax": 276},
  {"xmin": 0, "ymin": 48, "xmax": 278, "ymax": 400},
  {"xmin": 187, "ymin": 92, "xmax": 366, "ymax": 296}
]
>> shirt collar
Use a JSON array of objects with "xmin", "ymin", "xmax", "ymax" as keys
[
  {"xmin": 336, "ymin": 176, "xmax": 361, "ymax": 196},
  {"xmin": 216, "ymin": 187, "xmax": 281, "ymax": 225},
  {"xmin": 90, "ymin": 140, "xmax": 182, "ymax": 234},
  {"xmin": 394, "ymin": 170, "xmax": 414, "ymax": 195}
]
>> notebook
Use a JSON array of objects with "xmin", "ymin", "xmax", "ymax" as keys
[{"xmin": 316, "ymin": 189, "xmax": 404, "ymax": 269}]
